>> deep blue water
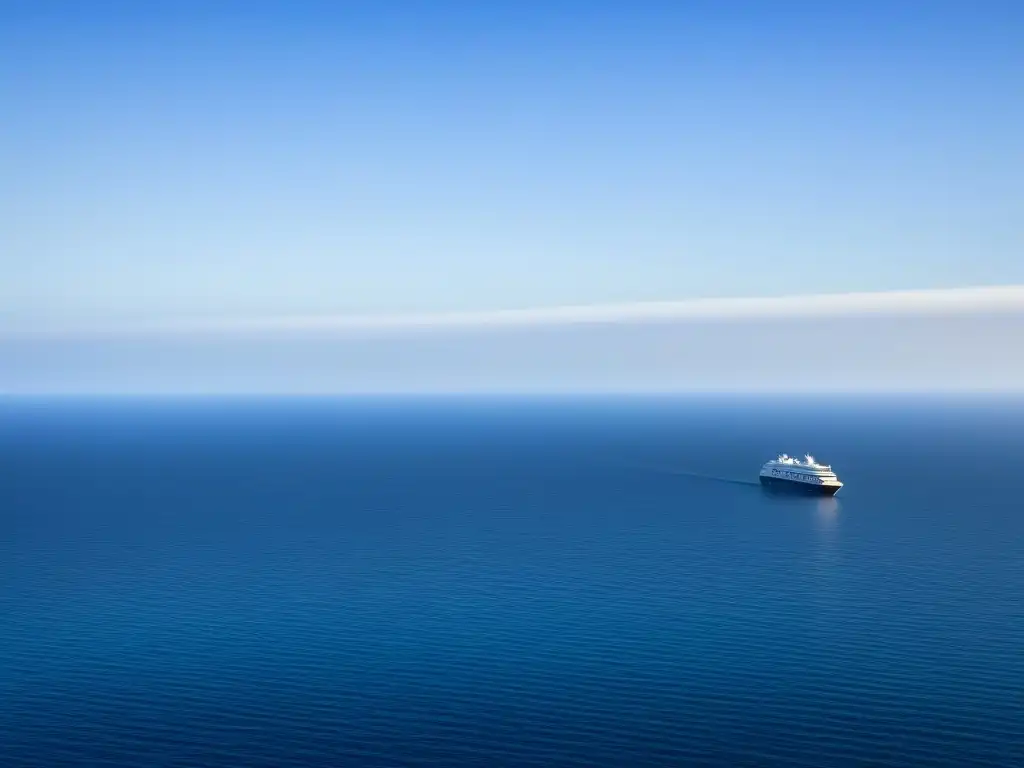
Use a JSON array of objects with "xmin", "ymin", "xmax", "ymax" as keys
[{"xmin": 2, "ymin": 396, "xmax": 1023, "ymax": 767}]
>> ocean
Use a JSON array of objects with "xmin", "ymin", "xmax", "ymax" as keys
[{"xmin": 1, "ymin": 396, "xmax": 1022, "ymax": 767}]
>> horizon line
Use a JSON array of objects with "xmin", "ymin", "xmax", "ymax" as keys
[
  {"xmin": 3, "ymin": 386, "xmax": 1024, "ymax": 398},
  {"xmin": 4, "ymin": 284, "xmax": 1024, "ymax": 339}
]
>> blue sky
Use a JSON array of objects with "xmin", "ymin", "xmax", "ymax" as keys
[{"xmin": 1, "ymin": 2, "xmax": 1022, "ymax": 392}]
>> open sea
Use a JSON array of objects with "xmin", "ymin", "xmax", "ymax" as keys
[{"xmin": 1, "ymin": 396, "xmax": 1022, "ymax": 767}]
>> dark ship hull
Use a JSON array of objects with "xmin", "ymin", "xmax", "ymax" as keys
[{"xmin": 759, "ymin": 475, "xmax": 841, "ymax": 496}]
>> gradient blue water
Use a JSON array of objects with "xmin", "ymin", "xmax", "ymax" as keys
[{"xmin": 2, "ymin": 397, "xmax": 1022, "ymax": 767}]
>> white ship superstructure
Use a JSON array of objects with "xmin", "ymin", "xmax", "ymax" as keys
[{"xmin": 759, "ymin": 454, "xmax": 843, "ymax": 496}]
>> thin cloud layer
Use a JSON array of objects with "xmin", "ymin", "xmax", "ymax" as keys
[
  {"xmin": 3, "ymin": 286, "xmax": 1023, "ymax": 394},
  {"xmin": 220, "ymin": 285, "xmax": 1024, "ymax": 335},
  {"xmin": 4, "ymin": 285, "xmax": 1024, "ymax": 339}
]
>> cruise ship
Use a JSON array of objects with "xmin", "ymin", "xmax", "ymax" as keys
[{"xmin": 759, "ymin": 454, "xmax": 843, "ymax": 496}]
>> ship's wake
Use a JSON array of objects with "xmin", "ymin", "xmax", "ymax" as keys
[{"xmin": 617, "ymin": 462, "xmax": 760, "ymax": 487}]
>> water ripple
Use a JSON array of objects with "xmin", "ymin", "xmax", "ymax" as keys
[{"xmin": 2, "ymin": 398, "xmax": 1023, "ymax": 767}]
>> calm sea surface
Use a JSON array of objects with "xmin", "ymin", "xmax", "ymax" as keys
[{"xmin": 1, "ymin": 396, "xmax": 1022, "ymax": 767}]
